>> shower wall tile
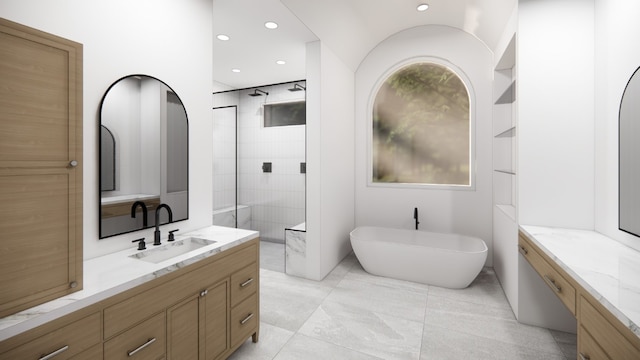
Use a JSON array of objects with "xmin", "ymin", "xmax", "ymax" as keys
[
  {"xmin": 237, "ymin": 83, "xmax": 306, "ymax": 242},
  {"xmin": 212, "ymin": 83, "xmax": 305, "ymax": 240}
]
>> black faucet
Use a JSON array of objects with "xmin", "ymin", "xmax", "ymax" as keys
[
  {"xmin": 131, "ymin": 201, "xmax": 148, "ymax": 228},
  {"xmin": 414, "ymin": 207, "xmax": 420, "ymax": 230},
  {"xmin": 154, "ymin": 203, "xmax": 173, "ymax": 246}
]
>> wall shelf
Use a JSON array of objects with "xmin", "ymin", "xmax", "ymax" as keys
[
  {"xmin": 495, "ymin": 126, "xmax": 516, "ymax": 138},
  {"xmin": 495, "ymin": 80, "xmax": 516, "ymax": 104},
  {"xmin": 495, "ymin": 204, "xmax": 516, "ymax": 221}
]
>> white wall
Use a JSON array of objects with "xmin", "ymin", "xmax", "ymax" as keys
[
  {"xmin": 306, "ymin": 41, "xmax": 356, "ymax": 280},
  {"xmin": 0, "ymin": 0, "xmax": 214, "ymax": 259},
  {"xmin": 594, "ymin": 0, "xmax": 640, "ymax": 252},
  {"xmin": 355, "ymin": 26, "xmax": 494, "ymax": 266},
  {"xmin": 515, "ymin": 0, "xmax": 595, "ymax": 332},
  {"xmin": 517, "ymin": 0, "xmax": 595, "ymax": 229}
]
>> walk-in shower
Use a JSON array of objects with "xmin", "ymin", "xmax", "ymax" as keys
[{"xmin": 212, "ymin": 80, "xmax": 306, "ymax": 272}]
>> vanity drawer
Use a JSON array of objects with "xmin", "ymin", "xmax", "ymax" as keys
[
  {"xmin": 0, "ymin": 312, "xmax": 101, "ymax": 360},
  {"xmin": 104, "ymin": 311, "xmax": 166, "ymax": 360},
  {"xmin": 518, "ymin": 234, "xmax": 576, "ymax": 315},
  {"xmin": 231, "ymin": 262, "xmax": 258, "ymax": 307},
  {"xmin": 578, "ymin": 325, "xmax": 611, "ymax": 360},
  {"xmin": 580, "ymin": 296, "xmax": 640, "ymax": 360},
  {"xmin": 230, "ymin": 293, "xmax": 258, "ymax": 348}
]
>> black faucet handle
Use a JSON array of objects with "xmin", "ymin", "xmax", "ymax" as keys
[
  {"xmin": 168, "ymin": 229, "xmax": 179, "ymax": 242},
  {"xmin": 132, "ymin": 238, "xmax": 146, "ymax": 250}
]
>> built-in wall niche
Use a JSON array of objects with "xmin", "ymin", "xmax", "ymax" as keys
[
  {"xmin": 493, "ymin": 36, "xmax": 517, "ymax": 220},
  {"xmin": 619, "ymin": 66, "xmax": 640, "ymax": 237},
  {"xmin": 99, "ymin": 75, "xmax": 189, "ymax": 238}
]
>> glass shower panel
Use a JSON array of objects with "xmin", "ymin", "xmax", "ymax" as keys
[
  {"xmin": 237, "ymin": 83, "xmax": 306, "ymax": 243},
  {"xmin": 212, "ymin": 106, "xmax": 238, "ymax": 228}
]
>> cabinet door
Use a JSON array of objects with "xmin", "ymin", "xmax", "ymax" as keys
[
  {"xmin": 201, "ymin": 280, "xmax": 229, "ymax": 360},
  {"xmin": 0, "ymin": 18, "xmax": 83, "ymax": 318},
  {"xmin": 167, "ymin": 294, "xmax": 200, "ymax": 360}
]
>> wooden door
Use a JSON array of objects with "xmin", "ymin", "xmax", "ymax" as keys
[{"xmin": 0, "ymin": 18, "xmax": 83, "ymax": 317}]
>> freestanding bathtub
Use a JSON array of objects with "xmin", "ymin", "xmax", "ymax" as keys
[{"xmin": 349, "ymin": 226, "xmax": 488, "ymax": 289}]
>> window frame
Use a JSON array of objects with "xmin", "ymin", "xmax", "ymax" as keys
[
  {"xmin": 262, "ymin": 99, "xmax": 306, "ymax": 128},
  {"xmin": 367, "ymin": 57, "xmax": 476, "ymax": 191}
]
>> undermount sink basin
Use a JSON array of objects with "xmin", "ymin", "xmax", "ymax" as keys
[{"xmin": 129, "ymin": 237, "xmax": 217, "ymax": 264}]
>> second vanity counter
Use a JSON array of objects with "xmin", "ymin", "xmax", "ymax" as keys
[
  {"xmin": 0, "ymin": 225, "xmax": 259, "ymax": 342},
  {"xmin": 519, "ymin": 225, "xmax": 640, "ymax": 359}
]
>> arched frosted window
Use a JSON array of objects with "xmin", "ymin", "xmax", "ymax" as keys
[{"xmin": 372, "ymin": 62, "xmax": 471, "ymax": 186}]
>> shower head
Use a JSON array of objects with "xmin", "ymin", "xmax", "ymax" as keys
[
  {"xmin": 288, "ymin": 83, "xmax": 306, "ymax": 92},
  {"xmin": 248, "ymin": 89, "xmax": 269, "ymax": 97}
]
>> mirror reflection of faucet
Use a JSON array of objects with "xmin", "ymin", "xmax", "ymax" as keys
[
  {"xmin": 131, "ymin": 201, "xmax": 148, "ymax": 228},
  {"xmin": 154, "ymin": 204, "xmax": 173, "ymax": 246}
]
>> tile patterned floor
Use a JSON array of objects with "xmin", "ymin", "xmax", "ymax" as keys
[
  {"xmin": 230, "ymin": 247, "xmax": 577, "ymax": 360},
  {"xmin": 260, "ymin": 241, "xmax": 285, "ymax": 273}
]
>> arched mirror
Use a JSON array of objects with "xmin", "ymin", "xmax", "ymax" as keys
[
  {"xmin": 99, "ymin": 75, "xmax": 189, "ymax": 238},
  {"xmin": 619, "ymin": 66, "xmax": 640, "ymax": 238}
]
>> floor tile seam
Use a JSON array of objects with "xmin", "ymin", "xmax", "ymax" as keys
[
  {"xmin": 424, "ymin": 306, "xmax": 517, "ymax": 325},
  {"xmin": 426, "ymin": 293, "xmax": 514, "ymax": 315},
  {"xmin": 425, "ymin": 308, "xmax": 558, "ymax": 340},
  {"xmin": 267, "ymin": 327, "xmax": 299, "ymax": 360},
  {"xmin": 550, "ymin": 332, "xmax": 574, "ymax": 360},
  {"xmin": 319, "ymin": 296, "xmax": 428, "ymax": 328},
  {"xmin": 299, "ymin": 328, "xmax": 418, "ymax": 360},
  {"xmin": 338, "ymin": 274, "xmax": 432, "ymax": 297},
  {"xmin": 292, "ymin": 332, "xmax": 387, "ymax": 360},
  {"xmin": 420, "ymin": 322, "xmax": 567, "ymax": 357},
  {"xmin": 418, "ymin": 294, "xmax": 432, "ymax": 357}
]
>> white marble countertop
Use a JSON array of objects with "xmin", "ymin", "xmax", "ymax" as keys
[
  {"xmin": 0, "ymin": 225, "xmax": 259, "ymax": 342},
  {"xmin": 520, "ymin": 225, "xmax": 640, "ymax": 339}
]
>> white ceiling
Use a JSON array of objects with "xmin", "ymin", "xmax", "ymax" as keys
[
  {"xmin": 212, "ymin": 0, "xmax": 317, "ymax": 89},
  {"xmin": 213, "ymin": 0, "xmax": 516, "ymax": 89}
]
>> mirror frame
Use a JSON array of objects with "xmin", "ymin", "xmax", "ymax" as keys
[
  {"xmin": 619, "ymin": 66, "xmax": 640, "ymax": 238},
  {"xmin": 99, "ymin": 74, "xmax": 189, "ymax": 238}
]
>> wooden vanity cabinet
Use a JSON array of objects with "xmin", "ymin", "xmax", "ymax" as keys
[
  {"xmin": 0, "ymin": 17, "xmax": 83, "ymax": 318},
  {"xmin": 578, "ymin": 295, "xmax": 640, "ymax": 360},
  {"xmin": 0, "ymin": 238, "xmax": 259, "ymax": 360},
  {"xmin": 518, "ymin": 233, "xmax": 576, "ymax": 315},
  {"xmin": 104, "ymin": 312, "xmax": 166, "ymax": 360},
  {"xmin": 0, "ymin": 306, "xmax": 102, "ymax": 360},
  {"xmin": 102, "ymin": 238, "xmax": 259, "ymax": 360},
  {"xmin": 519, "ymin": 231, "xmax": 640, "ymax": 360},
  {"xmin": 166, "ymin": 280, "xmax": 229, "ymax": 360}
]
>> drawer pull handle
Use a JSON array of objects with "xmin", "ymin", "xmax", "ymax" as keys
[
  {"xmin": 518, "ymin": 245, "xmax": 528, "ymax": 256},
  {"xmin": 579, "ymin": 353, "xmax": 590, "ymax": 360},
  {"xmin": 543, "ymin": 275, "xmax": 562, "ymax": 293},
  {"xmin": 240, "ymin": 278, "xmax": 254, "ymax": 287},
  {"xmin": 240, "ymin": 313, "xmax": 254, "ymax": 325},
  {"xmin": 39, "ymin": 345, "xmax": 69, "ymax": 360},
  {"xmin": 127, "ymin": 337, "xmax": 156, "ymax": 357}
]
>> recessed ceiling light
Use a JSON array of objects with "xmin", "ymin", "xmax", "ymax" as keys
[
  {"xmin": 216, "ymin": 34, "xmax": 230, "ymax": 41},
  {"xmin": 417, "ymin": 3, "xmax": 429, "ymax": 11},
  {"xmin": 276, "ymin": 60, "xmax": 286, "ymax": 65},
  {"xmin": 231, "ymin": 68, "xmax": 240, "ymax": 73},
  {"xmin": 264, "ymin": 21, "xmax": 278, "ymax": 29}
]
